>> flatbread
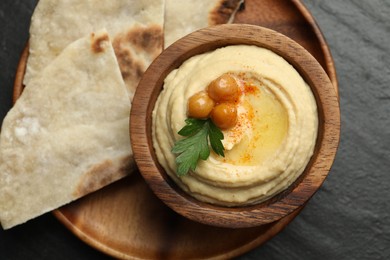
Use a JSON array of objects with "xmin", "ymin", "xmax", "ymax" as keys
[
  {"xmin": 164, "ymin": 0, "xmax": 244, "ymax": 48},
  {"xmin": 24, "ymin": 0, "xmax": 165, "ymax": 99},
  {"xmin": 0, "ymin": 30, "xmax": 134, "ymax": 229}
]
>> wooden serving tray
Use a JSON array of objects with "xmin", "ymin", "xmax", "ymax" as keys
[{"xmin": 13, "ymin": 0, "xmax": 339, "ymax": 259}]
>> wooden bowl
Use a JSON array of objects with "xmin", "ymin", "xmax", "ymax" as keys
[{"xmin": 130, "ymin": 24, "xmax": 340, "ymax": 228}]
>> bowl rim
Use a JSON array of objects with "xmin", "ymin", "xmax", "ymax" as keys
[{"xmin": 130, "ymin": 24, "xmax": 340, "ymax": 228}]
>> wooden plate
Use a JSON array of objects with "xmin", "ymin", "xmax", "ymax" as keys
[{"xmin": 13, "ymin": 0, "xmax": 339, "ymax": 259}]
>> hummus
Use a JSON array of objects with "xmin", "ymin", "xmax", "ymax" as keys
[{"xmin": 152, "ymin": 45, "xmax": 318, "ymax": 206}]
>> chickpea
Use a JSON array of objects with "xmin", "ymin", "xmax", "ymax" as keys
[
  {"xmin": 187, "ymin": 91, "xmax": 215, "ymax": 118},
  {"xmin": 207, "ymin": 73, "xmax": 240, "ymax": 102},
  {"xmin": 210, "ymin": 103, "xmax": 238, "ymax": 130}
]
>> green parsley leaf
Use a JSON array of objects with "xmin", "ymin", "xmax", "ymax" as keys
[
  {"xmin": 177, "ymin": 118, "xmax": 207, "ymax": 136},
  {"xmin": 172, "ymin": 118, "xmax": 224, "ymax": 176},
  {"xmin": 208, "ymin": 120, "xmax": 225, "ymax": 157}
]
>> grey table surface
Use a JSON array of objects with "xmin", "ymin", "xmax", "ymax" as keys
[{"xmin": 0, "ymin": 0, "xmax": 389, "ymax": 259}]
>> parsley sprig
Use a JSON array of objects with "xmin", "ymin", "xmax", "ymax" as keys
[{"xmin": 171, "ymin": 118, "xmax": 225, "ymax": 176}]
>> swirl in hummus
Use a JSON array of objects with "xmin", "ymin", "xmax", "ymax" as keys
[{"xmin": 152, "ymin": 45, "xmax": 318, "ymax": 206}]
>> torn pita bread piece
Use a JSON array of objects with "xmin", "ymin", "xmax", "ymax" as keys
[
  {"xmin": 24, "ymin": 0, "xmax": 164, "ymax": 99},
  {"xmin": 0, "ymin": 30, "xmax": 134, "ymax": 229},
  {"xmin": 164, "ymin": 0, "xmax": 244, "ymax": 48}
]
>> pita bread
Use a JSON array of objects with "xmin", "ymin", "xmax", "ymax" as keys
[
  {"xmin": 164, "ymin": 0, "xmax": 244, "ymax": 47},
  {"xmin": 0, "ymin": 30, "xmax": 134, "ymax": 229},
  {"xmin": 24, "ymin": 0, "xmax": 164, "ymax": 99}
]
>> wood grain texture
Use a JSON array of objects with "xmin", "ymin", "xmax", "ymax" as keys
[
  {"xmin": 234, "ymin": 0, "xmax": 338, "ymax": 96},
  {"xmin": 13, "ymin": 42, "xmax": 28, "ymax": 104},
  {"xmin": 12, "ymin": 1, "xmax": 340, "ymax": 259},
  {"xmin": 131, "ymin": 24, "xmax": 340, "ymax": 228}
]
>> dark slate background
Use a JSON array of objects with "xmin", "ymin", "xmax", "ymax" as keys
[{"xmin": 1, "ymin": 0, "xmax": 389, "ymax": 259}]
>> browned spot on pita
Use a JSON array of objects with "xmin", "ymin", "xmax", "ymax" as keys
[
  {"xmin": 91, "ymin": 32, "xmax": 110, "ymax": 53},
  {"xmin": 209, "ymin": 0, "xmax": 242, "ymax": 25},
  {"xmin": 125, "ymin": 24, "xmax": 163, "ymax": 58},
  {"xmin": 112, "ymin": 40, "xmax": 145, "ymax": 87},
  {"xmin": 73, "ymin": 156, "xmax": 133, "ymax": 197},
  {"xmin": 112, "ymin": 24, "xmax": 163, "ymax": 92}
]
